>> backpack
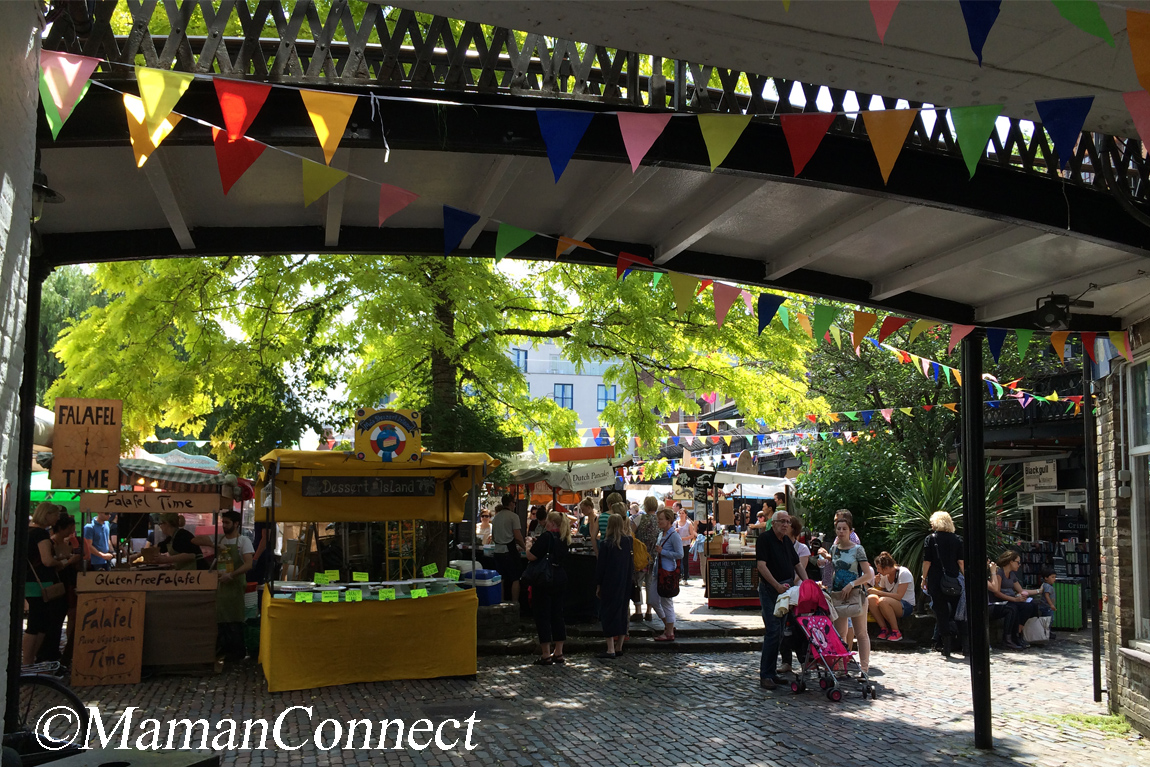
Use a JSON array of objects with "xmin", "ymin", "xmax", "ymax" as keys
[{"xmin": 632, "ymin": 538, "xmax": 650, "ymax": 571}]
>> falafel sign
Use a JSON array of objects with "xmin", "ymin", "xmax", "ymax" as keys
[
  {"xmin": 72, "ymin": 591, "xmax": 145, "ymax": 686},
  {"xmin": 80, "ymin": 491, "xmax": 225, "ymax": 515},
  {"xmin": 50, "ymin": 398, "xmax": 123, "ymax": 490}
]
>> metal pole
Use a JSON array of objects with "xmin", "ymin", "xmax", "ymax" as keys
[
  {"xmin": 1083, "ymin": 369, "xmax": 1104, "ymax": 702},
  {"xmin": 5, "ymin": 261, "xmax": 47, "ymax": 732},
  {"xmin": 960, "ymin": 330, "xmax": 993, "ymax": 750}
]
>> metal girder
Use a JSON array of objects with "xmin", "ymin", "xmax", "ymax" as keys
[
  {"xmin": 653, "ymin": 177, "xmax": 763, "ymax": 265},
  {"xmin": 974, "ymin": 257, "xmax": 1150, "ymax": 322},
  {"xmin": 560, "ymin": 165, "xmax": 660, "ymax": 255},
  {"xmin": 323, "ymin": 149, "xmax": 352, "ymax": 248},
  {"xmin": 141, "ymin": 152, "xmax": 195, "ymax": 250},
  {"xmin": 459, "ymin": 155, "xmax": 529, "ymax": 250},
  {"xmin": 765, "ymin": 199, "xmax": 908, "ymax": 280},
  {"xmin": 870, "ymin": 228, "xmax": 1051, "ymax": 301}
]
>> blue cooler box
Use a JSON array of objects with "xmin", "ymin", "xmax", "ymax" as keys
[{"xmin": 464, "ymin": 569, "xmax": 503, "ymax": 606}]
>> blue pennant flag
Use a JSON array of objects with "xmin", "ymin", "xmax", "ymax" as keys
[
  {"xmin": 985, "ymin": 328, "xmax": 1007, "ymax": 363},
  {"xmin": 757, "ymin": 294, "xmax": 786, "ymax": 335},
  {"xmin": 959, "ymin": 0, "xmax": 1001, "ymax": 65},
  {"xmin": 932, "ymin": 362, "xmax": 940, "ymax": 381},
  {"xmin": 860, "ymin": 411, "xmax": 873, "ymax": 424},
  {"xmin": 672, "ymin": 437, "xmax": 680, "ymax": 445},
  {"xmin": 1035, "ymin": 96, "xmax": 1094, "ymax": 169},
  {"xmin": 987, "ymin": 380, "xmax": 996, "ymax": 397},
  {"xmin": 443, "ymin": 206, "xmax": 481, "ymax": 255},
  {"xmin": 988, "ymin": 401, "xmax": 1000, "ymax": 408},
  {"xmin": 537, "ymin": 110, "xmax": 595, "ymax": 182},
  {"xmin": 867, "ymin": 337, "xmax": 884, "ymax": 349}
]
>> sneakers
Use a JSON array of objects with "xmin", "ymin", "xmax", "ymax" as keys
[
  {"xmin": 887, "ymin": 631, "xmax": 903, "ymax": 642},
  {"xmin": 877, "ymin": 629, "xmax": 890, "ymax": 641},
  {"xmin": 1004, "ymin": 638, "xmax": 1023, "ymax": 650}
]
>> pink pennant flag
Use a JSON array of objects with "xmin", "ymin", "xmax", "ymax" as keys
[
  {"xmin": 617, "ymin": 112, "xmax": 673, "ymax": 172},
  {"xmin": 869, "ymin": 0, "xmax": 900, "ymax": 44},
  {"xmin": 1123, "ymin": 91, "xmax": 1150, "ymax": 149},
  {"xmin": 379, "ymin": 183, "xmax": 419, "ymax": 226},
  {"xmin": 948, "ymin": 324, "xmax": 976, "ymax": 353},
  {"xmin": 713, "ymin": 282, "xmax": 742, "ymax": 328},
  {"xmin": 880, "ymin": 408, "xmax": 893, "ymax": 423},
  {"xmin": 39, "ymin": 50, "xmax": 99, "ymax": 123},
  {"xmin": 740, "ymin": 289, "xmax": 755, "ymax": 314}
]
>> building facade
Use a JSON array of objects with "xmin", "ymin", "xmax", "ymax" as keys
[{"xmin": 509, "ymin": 341, "xmax": 616, "ymax": 432}]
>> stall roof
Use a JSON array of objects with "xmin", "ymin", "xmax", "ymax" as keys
[
  {"xmin": 509, "ymin": 456, "xmax": 632, "ymax": 492},
  {"xmin": 260, "ymin": 450, "xmax": 497, "ymax": 474},
  {"xmin": 713, "ymin": 472, "xmax": 794, "ymax": 494}
]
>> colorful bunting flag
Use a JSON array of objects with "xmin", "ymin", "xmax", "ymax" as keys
[
  {"xmin": 300, "ymin": 89, "xmax": 358, "ymax": 165},
  {"xmin": 213, "ymin": 78, "xmax": 271, "ymax": 141},
  {"xmin": 212, "ymin": 128, "xmax": 266, "ymax": 195},
  {"xmin": 1016, "ymin": 328, "xmax": 1034, "ymax": 360},
  {"xmin": 667, "ymin": 272, "xmax": 699, "ymax": 317},
  {"xmin": 812, "ymin": 306, "xmax": 839, "ymax": 341},
  {"xmin": 959, "ymin": 0, "xmax": 1001, "ymax": 65},
  {"xmin": 1081, "ymin": 331, "xmax": 1097, "ymax": 364},
  {"xmin": 908, "ymin": 319, "xmax": 937, "ymax": 343},
  {"xmin": 135, "ymin": 66, "xmax": 194, "ymax": 133},
  {"xmin": 556, "ymin": 236, "xmax": 594, "ymax": 258},
  {"xmin": 862, "ymin": 109, "xmax": 919, "ymax": 183},
  {"xmin": 948, "ymin": 324, "xmax": 975, "ymax": 353},
  {"xmin": 652, "ymin": 272, "xmax": 663, "ymax": 288},
  {"xmin": 985, "ymin": 328, "xmax": 1007, "ymax": 363},
  {"xmin": 943, "ymin": 403, "xmax": 958, "ymax": 413},
  {"xmin": 443, "ymin": 206, "xmax": 481, "ymax": 255},
  {"xmin": 829, "ymin": 326, "xmax": 843, "ymax": 348},
  {"xmin": 1050, "ymin": 330, "xmax": 1070, "ymax": 362},
  {"xmin": 1035, "ymin": 96, "xmax": 1094, "ymax": 169},
  {"xmin": 302, "ymin": 159, "xmax": 348, "ymax": 207},
  {"xmin": 378, "ymin": 183, "xmax": 419, "ymax": 227},
  {"xmin": 39, "ymin": 51, "xmax": 98, "ymax": 138},
  {"xmin": 617, "ymin": 112, "xmax": 672, "ymax": 172},
  {"xmin": 1051, "ymin": 1, "xmax": 1114, "ymax": 46},
  {"xmin": 880, "ymin": 408, "xmax": 893, "ymax": 423},
  {"xmin": 537, "ymin": 110, "xmax": 594, "ymax": 182},
  {"xmin": 1131, "ymin": 10, "xmax": 1150, "ymax": 93},
  {"xmin": 123, "ymin": 93, "xmax": 182, "ymax": 167},
  {"xmin": 713, "ymin": 282, "xmax": 742, "ymax": 328},
  {"xmin": 1124, "ymin": 91, "xmax": 1150, "ymax": 149},
  {"xmin": 797, "ymin": 312, "xmax": 814, "ymax": 338},
  {"xmin": 496, "ymin": 224, "xmax": 536, "ymax": 262},
  {"xmin": 869, "ymin": 0, "xmax": 900, "ymax": 44},
  {"xmin": 39, "ymin": 72, "xmax": 67, "ymax": 140},
  {"xmin": 950, "ymin": 104, "xmax": 1003, "ymax": 178},
  {"xmin": 696, "ymin": 279, "xmax": 714, "ymax": 296},
  {"xmin": 1109, "ymin": 330, "xmax": 1133, "ymax": 362},
  {"xmin": 779, "ymin": 113, "xmax": 836, "ymax": 176},
  {"xmin": 778, "ymin": 306, "xmax": 790, "ymax": 330},
  {"xmin": 853, "ymin": 311, "xmax": 878, "ymax": 350},
  {"xmin": 758, "ymin": 294, "xmax": 786, "ymax": 335},
  {"xmin": 876, "ymin": 316, "xmax": 910, "ymax": 342},
  {"xmin": 697, "ymin": 114, "xmax": 752, "ymax": 171}
]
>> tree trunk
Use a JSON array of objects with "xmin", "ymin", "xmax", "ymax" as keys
[{"xmin": 422, "ymin": 263, "xmax": 457, "ymax": 574}]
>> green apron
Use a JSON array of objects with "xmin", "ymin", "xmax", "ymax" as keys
[{"xmin": 216, "ymin": 540, "xmax": 246, "ymax": 624}]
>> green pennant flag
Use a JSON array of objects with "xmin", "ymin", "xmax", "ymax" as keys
[
  {"xmin": 843, "ymin": 411, "xmax": 859, "ymax": 421},
  {"xmin": 495, "ymin": 223, "xmax": 535, "ymax": 262},
  {"xmin": 1016, "ymin": 328, "xmax": 1034, "ymax": 360},
  {"xmin": 950, "ymin": 104, "xmax": 1002, "ymax": 178},
  {"xmin": 652, "ymin": 272, "xmax": 663, "ymax": 288},
  {"xmin": 1051, "ymin": 0, "xmax": 1114, "ymax": 46},
  {"xmin": 943, "ymin": 366, "xmax": 953, "ymax": 386},
  {"xmin": 39, "ymin": 70, "xmax": 66, "ymax": 139},
  {"xmin": 778, "ymin": 306, "xmax": 790, "ymax": 329},
  {"xmin": 812, "ymin": 305, "xmax": 839, "ymax": 341}
]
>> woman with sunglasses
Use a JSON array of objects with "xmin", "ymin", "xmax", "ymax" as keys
[{"xmin": 476, "ymin": 506, "xmax": 494, "ymax": 545}]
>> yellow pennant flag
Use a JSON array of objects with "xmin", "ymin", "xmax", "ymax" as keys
[
  {"xmin": 861, "ymin": 109, "xmax": 919, "ymax": 184},
  {"xmin": 135, "ymin": 66, "xmax": 193, "ymax": 133},
  {"xmin": 943, "ymin": 403, "xmax": 958, "ymax": 412},
  {"xmin": 300, "ymin": 89, "xmax": 358, "ymax": 165},
  {"xmin": 123, "ymin": 93, "xmax": 181, "ymax": 167},
  {"xmin": 898, "ymin": 407, "xmax": 913, "ymax": 416},
  {"xmin": 697, "ymin": 114, "xmax": 752, "ymax": 171},
  {"xmin": 722, "ymin": 435, "xmax": 732, "ymax": 446},
  {"xmin": 667, "ymin": 272, "xmax": 699, "ymax": 316},
  {"xmin": 1048, "ymin": 390, "xmax": 1060, "ymax": 402},
  {"xmin": 302, "ymin": 159, "xmax": 348, "ymax": 207},
  {"xmin": 796, "ymin": 313, "xmax": 813, "ymax": 337},
  {"xmin": 953, "ymin": 370, "xmax": 962, "ymax": 386},
  {"xmin": 908, "ymin": 319, "xmax": 937, "ymax": 342},
  {"xmin": 853, "ymin": 311, "xmax": 877, "ymax": 349},
  {"xmin": 1050, "ymin": 331, "xmax": 1070, "ymax": 362},
  {"xmin": 829, "ymin": 325, "xmax": 842, "ymax": 348},
  {"xmin": 708, "ymin": 421, "xmax": 720, "ymax": 430}
]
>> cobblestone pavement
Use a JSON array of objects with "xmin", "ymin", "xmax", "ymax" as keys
[{"xmin": 72, "ymin": 631, "xmax": 1146, "ymax": 767}]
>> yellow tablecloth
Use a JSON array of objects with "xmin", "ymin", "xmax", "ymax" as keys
[{"xmin": 259, "ymin": 587, "xmax": 477, "ymax": 692}]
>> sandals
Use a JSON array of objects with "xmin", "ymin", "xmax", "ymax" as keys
[
  {"xmin": 597, "ymin": 651, "xmax": 617, "ymax": 660},
  {"xmin": 630, "ymin": 612, "xmax": 644, "ymax": 621},
  {"xmin": 644, "ymin": 613, "xmax": 653, "ymax": 621},
  {"xmin": 552, "ymin": 655, "xmax": 566, "ymax": 665},
  {"xmin": 653, "ymin": 635, "xmax": 675, "ymax": 642},
  {"xmin": 532, "ymin": 656, "xmax": 553, "ymax": 666}
]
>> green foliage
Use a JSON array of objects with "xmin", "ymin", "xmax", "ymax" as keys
[{"xmin": 37, "ymin": 266, "xmax": 106, "ymax": 407}]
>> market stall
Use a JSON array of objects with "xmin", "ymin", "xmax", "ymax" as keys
[{"xmin": 256, "ymin": 421, "xmax": 497, "ymax": 692}]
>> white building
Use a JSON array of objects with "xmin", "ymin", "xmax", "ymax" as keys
[{"xmin": 509, "ymin": 341, "xmax": 617, "ymax": 431}]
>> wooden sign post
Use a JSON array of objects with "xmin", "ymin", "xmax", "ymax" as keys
[
  {"xmin": 50, "ymin": 398, "xmax": 123, "ymax": 490},
  {"xmin": 72, "ymin": 591, "xmax": 145, "ymax": 686}
]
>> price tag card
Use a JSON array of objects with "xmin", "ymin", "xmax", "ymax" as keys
[
  {"xmin": 345, "ymin": 589, "xmax": 363, "ymax": 602},
  {"xmin": 294, "ymin": 592, "xmax": 313, "ymax": 603},
  {"xmin": 321, "ymin": 590, "xmax": 339, "ymax": 603},
  {"xmin": 352, "ymin": 572, "xmax": 369, "ymax": 582},
  {"xmin": 410, "ymin": 588, "xmax": 429, "ymax": 599},
  {"xmin": 325, "ymin": 569, "xmax": 341, "ymax": 582},
  {"xmin": 379, "ymin": 588, "xmax": 396, "ymax": 601},
  {"xmin": 444, "ymin": 567, "xmax": 461, "ymax": 582},
  {"xmin": 421, "ymin": 563, "xmax": 439, "ymax": 577},
  {"xmin": 313, "ymin": 573, "xmax": 329, "ymax": 585}
]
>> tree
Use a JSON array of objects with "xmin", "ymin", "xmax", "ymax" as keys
[{"xmin": 37, "ymin": 265, "xmax": 106, "ymax": 406}]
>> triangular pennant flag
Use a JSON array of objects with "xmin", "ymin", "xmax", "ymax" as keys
[
  {"xmin": 135, "ymin": 66, "xmax": 194, "ymax": 133},
  {"xmin": 908, "ymin": 319, "xmax": 937, "ymax": 343},
  {"xmin": 213, "ymin": 78, "xmax": 271, "ymax": 141},
  {"xmin": 1130, "ymin": 10, "xmax": 1150, "ymax": 93},
  {"xmin": 212, "ymin": 128, "xmax": 266, "ymax": 195},
  {"xmin": 843, "ymin": 412, "xmax": 859, "ymax": 422},
  {"xmin": 985, "ymin": 328, "xmax": 1008, "ymax": 363},
  {"xmin": 302, "ymin": 159, "xmax": 348, "ymax": 207},
  {"xmin": 1050, "ymin": 330, "xmax": 1071, "ymax": 362},
  {"xmin": 651, "ymin": 272, "xmax": 663, "ymax": 288},
  {"xmin": 696, "ymin": 279, "xmax": 714, "ymax": 296},
  {"xmin": 1081, "ymin": 331, "xmax": 1098, "ymax": 364},
  {"xmin": 812, "ymin": 306, "xmax": 839, "ymax": 341},
  {"xmin": 537, "ymin": 110, "xmax": 594, "ymax": 182},
  {"xmin": 869, "ymin": 0, "xmax": 901, "ymax": 44},
  {"xmin": 1052, "ymin": 1, "xmax": 1113, "ymax": 46},
  {"xmin": 667, "ymin": 272, "xmax": 700, "ymax": 317},
  {"xmin": 687, "ymin": 421, "xmax": 699, "ymax": 435},
  {"xmin": 697, "ymin": 114, "xmax": 752, "ymax": 171},
  {"xmin": 617, "ymin": 112, "xmax": 672, "ymax": 172},
  {"xmin": 1109, "ymin": 330, "xmax": 1134, "ymax": 362},
  {"xmin": 758, "ymin": 294, "xmax": 786, "ymax": 335},
  {"xmin": 950, "ymin": 104, "xmax": 1003, "ymax": 178},
  {"xmin": 713, "ymin": 282, "xmax": 741, "ymax": 328},
  {"xmin": 300, "ymin": 89, "xmax": 358, "ymax": 165},
  {"xmin": 496, "ymin": 224, "xmax": 536, "ymax": 262},
  {"xmin": 944, "ymin": 366, "xmax": 953, "ymax": 385},
  {"xmin": 1122, "ymin": 91, "xmax": 1150, "ymax": 150},
  {"xmin": 123, "ymin": 93, "xmax": 182, "ymax": 167},
  {"xmin": 1035, "ymin": 97, "xmax": 1094, "ymax": 170},
  {"xmin": 877, "ymin": 316, "xmax": 911, "ymax": 342},
  {"xmin": 722, "ymin": 435, "xmax": 733, "ymax": 446},
  {"xmin": 899, "ymin": 407, "xmax": 912, "ymax": 416},
  {"xmin": 778, "ymin": 306, "xmax": 791, "ymax": 330},
  {"xmin": 932, "ymin": 362, "xmax": 941, "ymax": 381},
  {"xmin": 39, "ymin": 72, "xmax": 67, "ymax": 140},
  {"xmin": 806, "ymin": 414, "xmax": 818, "ymax": 424},
  {"xmin": 556, "ymin": 236, "xmax": 595, "ymax": 258},
  {"xmin": 860, "ymin": 410, "xmax": 874, "ymax": 425},
  {"xmin": 943, "ymin": 403, "xmax": 958, "ymax": 413},
  {"xmin": 443, "ymin": 206, "xmax": 481, "ymax": 255},
  {"xmin": 1016, "ymin": 328, "xmax": 1034, "ymax": 360},
  {"xmin": 948, "ymin": 324, "xmax": 975, "ymax": 353},
  {"xmin": 880, "ymin": 408, "xmax": 893, "ymax": 423},
  {"xmin": 987, "ymin": 401, "xmax": 1000, "ymax": 409},
  {"xmin": 829, "ymin": 326, "xmax": 843, "ymax": 348},
  {"xmin": 1049, "ymin": 391, "xmax": 1060, "ymax": 402},
  {"xmin": 959, "ymin": 0, "xmax": 1001, "ymax": 65},
  {"xmin": 738, "ymin": 290, "xmax": 755, "ymax": 315},
  {"xmin": 922, "ymin": 405, "xmax": 934, "ymax": 412},
  {"xmin": 379, "ymin": 183, "xmax": 419, "ymax": 227},
  {"xmin": 861, "ymin": 109, "xmax": 919, "ymax": 183},
  {"xmin": 779, "ymin": 113, "xmax": 836, "ymax": 176},
  {"xmin": 828, "ymin": 413, "xmax": 840, "ymax": 423},
  {"xmin": 39, "ymin": 51, "xmax": 99, "ymax": 136},
  {"xmin": 853, "ymin": 311, "xmax": 878, "ymax": 350}
]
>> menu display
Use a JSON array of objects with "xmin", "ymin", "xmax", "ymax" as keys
[{"xmin": 707, "ymin": 558, "xmax": 759, "ymax": 599}]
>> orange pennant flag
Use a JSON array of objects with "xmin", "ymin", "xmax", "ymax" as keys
[
  {"xmin": 556, "ymin": 236, "xmax": 594, "ymax": 258},
  {"xmin": 1050, "ymin": 331, "xmax": 1070, "ymax": 362},
  {"xmin": 299, "ymin": 89, "xmax": 357, "ymax": 165},
  {"xmin": 687, "ymin": 422, "xmax": 699, "ymax": 435},
  {"xmin": 1129, "ymin": 10, "xmax": 1150, "ymax": 93},
  {"xmin": 796, "ymin": 313, "xmax": 813, "ymax": 337},
  {"xmin": 942, "ymin": 403, "xmax": 958, "ymax": 412},
  {"xmin": 861, "ymin": 109, "xmax": 919, "ymax": 184},
  {"xmin": 853, "ymin": 311, "xmax": 878, "ymax": 349},
  {"xmin": 123, "ymin": 93, "xmax": 181, "ymax": 167}
]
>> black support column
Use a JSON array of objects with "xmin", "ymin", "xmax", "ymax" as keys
[
  {"xmin": 960, "ymin": 330, "xmax": 992, "ymax": 750},
  {"xmin": 1083, "ymin": 371, "xmax": 1103, "ymax": 703}
]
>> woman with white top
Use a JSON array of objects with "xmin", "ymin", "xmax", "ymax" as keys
[
  {"xmin": 867, "ymin": 551, "xmax": 915, "ymax": 642},
  {"xmin": 652, "ymin": 508, "xmax": 683, "ymax": 641},
  {"xmin": 674, "ymin": 507, "xmax": 695, "ymax": 584}
]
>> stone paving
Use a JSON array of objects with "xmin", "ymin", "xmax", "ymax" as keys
[{"xmin": 67, "ymin": 626, "xmax": 1147, "ymax": 767}]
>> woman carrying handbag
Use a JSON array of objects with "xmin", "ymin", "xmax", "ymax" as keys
[
  {"xmin": 524, "ymin": 511, "xmax": 570, "ymax": 665},
  {"xmin": 24, "ymin": 502, "xmax": 67, "ymax": 664},
  {"xmin": 651, "ymin": 508, "xmax": 683, "ymax": 642}
]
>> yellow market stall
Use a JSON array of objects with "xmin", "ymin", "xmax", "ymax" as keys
[{"xmin": 256, "ymin": 413, "xmax": 496, "ymax": 692}]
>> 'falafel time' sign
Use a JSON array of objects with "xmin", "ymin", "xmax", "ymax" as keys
[{"xmin": 51, "ymin": 398, "xmax": 123, "ymax": 490}]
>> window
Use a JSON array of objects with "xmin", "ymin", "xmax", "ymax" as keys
[
  {"xmin": 512, "ymin": 348, "xmax": 528, "ymax": 372},
  {"xmin": 597, "ymin": 384, "xmax": 617, "ymax": 412},
  {"xmin": 548, "ymin": 354, "xmax": 561, "ymax": 373},
  {"xmin": 554, "ymin": 384, "xmax": 573, "ymax": 409},
  {"xmin": 1127, "ymin": 362, "xmax": 1150, "ymax": 641}
]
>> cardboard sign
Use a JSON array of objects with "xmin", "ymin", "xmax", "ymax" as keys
[
  {"xmin": 51, "ymin": 398, "xmax": 123, "ymax": 490},
  {"xmin": 421, "ymin": 563, "xmax": 438, "ymax": 577},
  {"xmin": 294, "ymin": 592, "xmax": 313, "ymax": 603},
  {"xmin": 352, "ymin": 572, "xmax": 369, "ymax": 582},
  {"xmin": 410, "ymin": 588, "xmax": 428, "ymax": 599},
  {"xmin": 716, "ymin": 499, "xmax": 735, "ymax": 526},
  {"xmin": 72, "ymin": 591, "xmax": 145, "ymax": 686},
  {"xmin": 353, "ymin": 408, "xmax": 422, "ymax": 463},
  {"xmin": 313, "ymin": 573, "xmax": 330, "ymax": 585},
  {"xmin": 324, "ymin": 569, "xmax": 340, "ymax": 582},
  {"xmin": 346, "ymin": 589, "xmax": 363, "ymax": 602},
  {"xmin": 321, "ymin": 590, "xmax": 339, "ymax": 602},
  {"xmin": 378, "ymin": 588, "xmax": 396, "ymax": 601},
  {"xmin": 76, "ymin": 570, "xmax": 217, "ymax": 592},
  {"xmin": 80, "ymin": 491, "xmax": 225, "ymax": 515}
]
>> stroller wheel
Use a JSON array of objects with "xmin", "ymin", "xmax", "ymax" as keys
[
  {"xmin": 791, "ymin": 681, "xmax": 801, "ymax": 693},
  {"xmin": 818, "ymin": 677, "xmax": 829, "ymax": 690},
  {"xmin": 828, "ymin": 688, "xmax": 843, "ymax": 702},
  {"xmin": 868, "ymin": 684, "xmax": 877, "ymax": 699}
]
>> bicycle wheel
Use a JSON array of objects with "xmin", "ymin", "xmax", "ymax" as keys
[{"xmin": 17, "ymin": 676, "xmax": 88, "ymax": 749}]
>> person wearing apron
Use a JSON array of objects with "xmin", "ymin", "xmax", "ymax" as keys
[{"xmin": 193, "ymin": 511, "xmax": 253, "ymax": 662}]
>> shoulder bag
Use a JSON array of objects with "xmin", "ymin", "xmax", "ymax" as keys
[
  {"xmin": 521, "ymin": 533, "xmax": 554, "ymax": 587},
  {"xmin": 931, "ymin": 534, "xmax": 963, "ymax": 598},
  {"xmin": 28, "ymin": 557, "xmax": 65, "ymax": 602},
  {"xmin": 656, "ymin": 533, "xmax": 680, "ymax": 599},
  {"xmin": 828, "ymin": 543, "xmax": 865, "ymax": 618}
]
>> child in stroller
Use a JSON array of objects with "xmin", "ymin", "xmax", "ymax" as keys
[{"xmin": 789, "ymin": 579, "xmax": 877, "ymax": 700}]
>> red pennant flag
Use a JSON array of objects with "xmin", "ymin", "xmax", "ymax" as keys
[
  {"xmin": 806, "ymin": 414, "xmax": 818, "ymax": 424},
  {"xmin": 378, "ymin": 183, "xmax": 419, "ymax": 227},
  {"xmin": 617, "ymin": 251, "xmax": 654, "ymax": 279},
  {"xmin": 779, "ymin": 113, "xmax": 836, "ymax": 176},
  {"xmin": 214, "ymin": 79, "xmax": 271, "ymax": 141},
  {"xmin": 1081, "ymin": 331, "xmax": 1097, "ymax": 363},
  {"xmin": 922, "ymin": 405, "xmax": 934, "ymax": 412},
  {"xmin": 877, "ymin": 316, "xmax": 911, "ymax": 342},
  {"xmin": 696, "ymin": 279, "xmax": 713, "ymax": 296},
  {"xmin": 212, "ymin": 127, "xmax": 266, "ymax": 195}
]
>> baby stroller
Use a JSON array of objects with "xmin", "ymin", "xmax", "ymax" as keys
[{"xmin": 789, "ymin": 580, "xmax": 877, "ymax": 701}]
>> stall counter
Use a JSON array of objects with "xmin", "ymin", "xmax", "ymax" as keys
[{"xmin": 703, "ymin": 552, "xmax": 761, "ymax": 608}]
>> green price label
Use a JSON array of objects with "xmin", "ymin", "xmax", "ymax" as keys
[
  {"xmin": 346, "ymin": 589, "xmax": 363, "ymax": 602},
  {"xmin": 325, "ymin": 569, "xmax": 341, "ymax": 582},
  {"xmin": 313, "ymin": 573, "xmax": 329, "ymax": 585},
  {"xmin": 421, "ymin": 563, "xmax": 438, "ymax": 577},
  {"xmin": 410, "ymin": 588, "xmax": 429, "ymax": 599},
  {"xmin": 352, "ymin": 572, "xmax": 369, "ymax": 582},
  {"xmin": 321, "ymin": 590, "xmax": 339, "ymax": 603},
  {"xmin": 294, "ymin": 592, "xmax": 313, "ymax": 603},
  {"xmin": 444, "ymin": 568, "xmax": 461, "ymax": 581},
  {"xmin": 379, "ymin": 588, "xmax": 396, "ymax": 601}
]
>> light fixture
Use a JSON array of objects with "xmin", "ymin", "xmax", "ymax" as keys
[
  {"xmin": 1034, "ymin": 292, "xmax": 1095, "ymax": 331},
  {"xmin": 31, "ymin": 149, "xmax": 64, "ymax": 223}
]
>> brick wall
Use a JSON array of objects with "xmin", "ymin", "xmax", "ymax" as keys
[{"xmin": 0, "ymin": 0, "xmax": 40, "ymax": 728}]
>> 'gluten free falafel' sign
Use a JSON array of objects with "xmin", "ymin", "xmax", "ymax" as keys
[
  {"xmin": 72, "ymin": 591, "xmax": 145, "ymax": 686},
  {"xmin": 50, "ymin": 398, "xmax": 123, "ymax": 490}
]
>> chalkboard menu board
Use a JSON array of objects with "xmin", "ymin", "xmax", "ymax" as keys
[{"xmin": 707, "ymin": 558, "xmax": 759, "ymax": 599}]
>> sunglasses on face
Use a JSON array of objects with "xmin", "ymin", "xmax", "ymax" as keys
[{"xmin": 480, "ymin": 514, "xmax": 492, "ymax": 519}]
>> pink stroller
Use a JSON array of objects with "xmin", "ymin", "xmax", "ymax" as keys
[{"xmin": 789, "ymin": 580, "xmax": 877, "ymax": 700}]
